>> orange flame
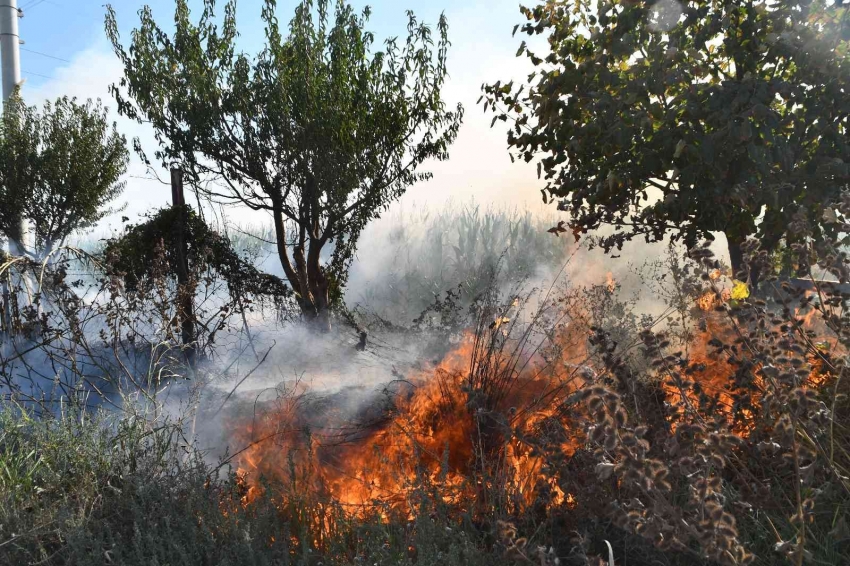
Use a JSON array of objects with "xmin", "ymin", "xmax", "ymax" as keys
[{"xmin": 227, "ymin": 328, "xmax": 590, "ymax": 520}]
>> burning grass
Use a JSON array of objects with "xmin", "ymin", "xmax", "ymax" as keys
[
  {"xmin": 229, "ymin": 296, "xmax": 592, "ymax": 522},
  {"xmin": 220, "ymin": 252, "xmax": 850, "ymax": 565}
]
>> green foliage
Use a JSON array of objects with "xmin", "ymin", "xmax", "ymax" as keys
[
  {"xmin": 0, "ymin": 93, "xmax": 128, "ymax": 256},
  {"xmin": 0, "ymin": 93, "xmax": 39, "ymax": 252},
  {"xmin": 105, "ymin": 0, "xmax": 463, "ymax": 325},
  {"xmin": 104, "ymin": 206, "xmax": 290, "ymax": 305},
  {"xmin": 483, "ymin": 0, "xmax": 850, "ymax": 270}
]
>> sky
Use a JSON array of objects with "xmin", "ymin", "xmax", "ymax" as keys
[{"xmin": 14, "ymin": 0, "xmax": 547, "ymax": 234}]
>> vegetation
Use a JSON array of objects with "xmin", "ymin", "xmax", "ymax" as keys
[
  {"xmin": 0, "ymin": 93, "xmax": 128, "ymax": 257},
  {"xmin": 482, "ymin": 0, "xmax": 850, "ymax": 282},
  {"xmin": 345, "ymin": 204, "xmax": 574, "ymax": 328},
  {"xmin": 104, "ymin": 208, "xmax": 291, "ymax": 311},
  {"xmin": 0, "ymin": 399, "xmax": 519, "ymax": 566},
  {"xmin": 105, "ymin": 0, "xmax": 463, "ymax": 329},
  {"xmin": 3, "ymin": 235, "xmax": 849, "ymax": 565},
  {"xmin": 3, "ymin": 0, "xmax": 850, "ymax": 565}
]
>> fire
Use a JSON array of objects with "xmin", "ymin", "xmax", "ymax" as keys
[
  {"xmin": 224, "ymin": 278, "xmax": 838, "ymax": 527},
  {"xmin": 696, "ymin": 289, "xmax": 717, "ymax": 312},
  {"xmin": 677, "ymin": 286, "xmax": 836, "ymax": 433},
  {"xmin": 795, "ymin": 305, "xmax": 818, "ymax": 328},
  {"xmin": 227, "ymin": 325, "xmax": 590, "ymax": 521}
]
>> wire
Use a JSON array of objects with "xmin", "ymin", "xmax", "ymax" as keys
[
  {"xmin": 17, "ymin": 1, "xmax": 66, "ymax": 85},
  {"xmin": 21, "ymin": 47, "xmax": 70, "ymax": 63},
  {"xmin": 20, "ymin": 0, "xmax": 51, "ymax": 11},
  {"xmin": 129, "ymin": 175, "xmax": 170, "ymax": 185},
  {"xmin": 20, "ymin": 0, "xmax": 63, "ymax": 10},
  {"xmin": 22, "ymin": 70, "xmax": 52, "ymax": 79}
]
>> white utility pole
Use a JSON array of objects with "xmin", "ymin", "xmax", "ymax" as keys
[
  {"xmin": 0, "ymin": 0, "xmax": 21, "ymax": 339},
  {"xmin": 0, "ymin": 0, "xmax": 21, "ymax": 101},
  {"xmin": 0, "ymin": 0, "xmax": 26, "ymax": 256}
]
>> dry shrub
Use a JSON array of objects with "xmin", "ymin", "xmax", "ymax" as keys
[{"xmin": 561, "ymin": 237, "xmax": 850, "ymax": 565}]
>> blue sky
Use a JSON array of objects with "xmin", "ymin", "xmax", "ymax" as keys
[
  {"xmin": 19, "ymin": 1, "xmax": 462, "ymax": 82},
  {"xmin": 16, "ymin": 0, "xmax": 544, "ymax": 232}
]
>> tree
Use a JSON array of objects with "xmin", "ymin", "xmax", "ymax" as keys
[
  {"xmin": 30, "ymin": 97, "xmax": 129, "ymax": 257},
  {"xmin": 0, "ymin": 93, "xmax": 39, "ymax": 256},
  {"xmin": 105, "ymin": 0, "xmax": 463, "ymax": 330},
  {"xmin": 0, "ymin": 93, "xmax": 129, "ymax": 258},
  {"xmin": 483, "ymin": 0, "xmax": 850, "ymax": 283}
]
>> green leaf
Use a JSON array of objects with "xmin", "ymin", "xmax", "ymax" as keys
[
  {"xmin": 483, "ymin": 0, "xmax": 850, "ymax": 277},
  {"xmin": 701, "ymin": 136, "xmax": 715, "ymax": 165}
]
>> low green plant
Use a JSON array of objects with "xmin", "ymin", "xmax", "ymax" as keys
[{"xmin": 0, "ymin": 397, "xmax": 519, "ymax": 566}]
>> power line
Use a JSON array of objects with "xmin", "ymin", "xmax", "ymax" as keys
[
  {"xmin": 20, "ymin": 0, "xmax": 63, "ymax": 14},
  {"xmin": 20, "ymin": 0, "xmax": 50, "ymax": 11},
  {"xmin": 21, "ymin": 47, "xmax": 70, "ymax": 63},
  {"xmin": 23, "ymin": 70, "xmax": 52, "ymax": 79},
  {"xmin": 129, "ymin": 175, "xmax": 169, "ymax": 185}
]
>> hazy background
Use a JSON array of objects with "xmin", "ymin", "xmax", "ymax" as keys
[{"xmin": 4, "ymin": 0, "xmax": 715, "ymax": 443}]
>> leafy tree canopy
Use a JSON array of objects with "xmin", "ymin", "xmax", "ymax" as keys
[
  {"xmin": 105, "ymin": 0, "xmax": 463, "ymax": 328},
  {"xmin": 0, "ymin": 93, "xmax": 129, "ymax": 257},
  {"xmin": 483, "ymin": 0, "xmax": 850, "ymax": 277}
]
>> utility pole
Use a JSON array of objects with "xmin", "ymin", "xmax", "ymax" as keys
[
  {"xmin": 171, "ymin": 167, "xmax": 196, "ymax": 368},
  {"xmin": 0, "ymin": 0, "xmax": 21, "ymax": 100},
  {"xmin": 0, "ymin": 0, "xmax": 26, "ymax": 256},
  {"xmin": 0, "ymin": 0, "xmax": 21, "ymax": 340}
]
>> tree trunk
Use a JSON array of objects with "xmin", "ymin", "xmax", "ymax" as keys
[
  {"xmin": 271, "ymin": 204, "xmax": 332, "ymax": 332},
  {"xmin": 727, "ymin": 236, "xmax": 745, "ymax": 281},
  {"xmin": 1, "ymin": 276, "xmax": 10, "ymax": 339},
  {"xmin": 305, "ymin": 236, "xmax": 331, "ymax": 332},
  {"xmin": 6, "ymin": 221, "xmax": 25, "ymax": 258},
  {"xmin": 727, "ymin": 234, "xmax": 762, "ymax": 290},
  {"xmin": 2, "ymin": 222, "xmax": 33, "ymax": 339},
  {"xmin": 727, "ymin": 233, "xmax": 774, "ymax": 291}
]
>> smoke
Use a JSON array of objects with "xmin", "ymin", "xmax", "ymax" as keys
[{"xmin": 2, "ymin": 195, "xmax": 727, "ymax": 472}]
